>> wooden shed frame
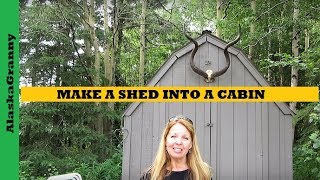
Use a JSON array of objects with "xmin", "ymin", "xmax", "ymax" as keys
[{"xmin": 121, "ymin": 32, "xmax": 294, "ymax": 180}]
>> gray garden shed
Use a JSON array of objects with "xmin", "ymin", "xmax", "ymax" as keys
[{"xmin": 121, "ymin": 31, "xmax": 294, "ymax": 180}]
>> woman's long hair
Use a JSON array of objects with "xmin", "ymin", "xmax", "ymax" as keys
[{"xmin": 147, "ymin": 118, "xmax": 212, "ymax": 180}]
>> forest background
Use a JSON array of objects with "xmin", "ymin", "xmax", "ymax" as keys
[{"xmin": 19, "ymin": 0, "xmax": 320, "ymax": 179}]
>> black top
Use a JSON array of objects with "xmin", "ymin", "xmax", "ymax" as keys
[
  {"xmin": 165, "ymin": 169, "xmax": 189, "ymax": 180},
  {"xmin": 140, "ymin": 169, "xmax": 190, "ymax": 180}
]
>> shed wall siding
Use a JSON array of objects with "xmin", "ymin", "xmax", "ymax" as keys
[
  {"xmin": 152, "ymin": 101, "xmax": 160, "ymax": 158},
  {"xmin": 255, "ymin": 102, "xmax": 263, "ymax": 180},
  {"xmin": 122, "ymin": 38, "xmax": 293, "ymax": 180},
  {"xmin": 140, "ymin": 103, "xmax": 154, "ymax": 172},
  {"xmin": 130, "ymin": 105, "xmax": 142, "ymax": 179},
  {"xmin": 269, "ymin": 103, "xmax": 281, "ymax": 180},
  {"xmin": 122, "ymin": 116, "xmax": 131, "ymax": 180},
  {"xmin": 262, "ymin": 102, "xmax": 269, "ymax": 180},
  {"xmin": 208, "ymin": 42, "xmax": 219, "ymax": 180},
  {"xmin": 280, "ymin": 113, "xmax": 286, "ymax": 180},
  {"xmin": 285, "ymin": 115, "xmax": 293, "ymax": 180}
]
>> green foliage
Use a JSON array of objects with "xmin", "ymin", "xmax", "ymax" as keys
[
  {"xmin": 20, "ymin": 148, "xmax": 122, "ymax": 180},
  {"xmin": 19, "ymin": 102, "xmax": 123, "ymax": 179},
  {"xmin": 299, "ymin": 48, "xmax": 320, "ymax": 87},
  {"xmin": 293, "ymin": 103, "xmax": 320, "ymax": 179},
  {"xmin": 74, "ymin": 148, "xmax": 122, "ymax": 180}
]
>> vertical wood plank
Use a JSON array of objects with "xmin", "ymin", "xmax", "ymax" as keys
[
  {"xmin": 122, "ymin": 116, "xmax": 131, "ymax": 180},
  {"xmin": 185, "ymin": 50, "xmax": 200, "ymax": 87},
  {"xmin": 284, "ymin": 115, "xmax": 293, "ymax": 180},
  {"xmin": 200, "ymin": 42, "xmax": 211, "ymax": 164},
  {"xmin": 232, "ymin": 54, "xmax": 247, "ymax": 180},
  {"xmin": 195, "ymin": 101, "xmax": 205, "ymax": 163},
  {"xmin": 192, "ymin": 43, "xmax": 208, "ymax": 163},
  {"xmin": 183, "ymin": 46, "xmax": 198, "ymax": 158},
  {"xmin": 160, "ymin": 65, "xmax": 173, "ymax": 86},
  {"xmin": 256, "ymin": 102, "xmax": 263, "ymax": 180},
  {"xmin": 140, "ymin": 103, "xmax": 154, "ymax": 172},
  {"xmin": 159, "ymin": 69, "xmax": 171, "ymax": 134},
  {"xmin": 172, "ymin": 50, "xmax": 186, "ymax": 86},
  {"xmin": 152, "ymin": 102, "xmax": 160, "ymax": 158},
  {"xmin": 168, "ymin": 102, "xmax": 183, "ymax": 117},
  {"xmin": 210, "ymin": 101, "xmax": 218, "ymax": 180},
  {"xmin": 184, "ymin": 44, "xmax": 199, "ymax": 121},
  {"xmin": 159, "ymin": 102, "xmax": 166, "ymax": 142},
  {"xmin": 203, "ymin": 101, "xmax": 211, "ymax": 164},
  {"xmin": 218, "ymin": 48, "xmax": 233, "ymax": 180},
  {"xmin": 130, "ymin": 105, "xmax": 142, "ymax": 179},
  {"xmin": 182, "ymin": 49, "xmax": 197, "ymax": 157},
  {"xmin": 210, "ymin": 97, "xmax": 218, "ymax": 177},
  {"xmin": 169, "ymin": 53, "xmax": 184, "ymax": 117},
  {"xmin": 219, "ymin": 103, "xmax": 234, "ymax": 180},
  {"xmin": 268, "ymin": 103, "xmax": 280, "ymax": 180},
  {"xmin": 279, "ymin": 113, "xmax": 285, "ymax": 180},
  {"xmin": 262, "ymin": 103, "xmax": 269, "ymax": 180},
  {"xmin": 245, "ymin": 70, "xmax": 259, "ymax": 180},
  {"xmin": 207, "ymin": 36, "xmax": 220, "ymax": 76},
  {"xmin": 152, "ymin": 84, "xmax": 161, "ymax": 159},
  {"xmin": 208, "ymin": 42, "xmax": 219, "ymax": 180},
  {"xmin": 198, "ymin": 43, "xmax": 208, "ymax": 86}
]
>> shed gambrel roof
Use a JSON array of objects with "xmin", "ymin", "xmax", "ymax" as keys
[{"xmin": 122, "ymin": 32, "xmax": 295, "ymax": 117}]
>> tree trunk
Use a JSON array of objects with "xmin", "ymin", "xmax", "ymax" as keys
[
  {"xmin": 103, "ymin": 0, "xmax": 112, "ymax": 86},
  {"xmin": 290, "ymin": 0, "xmax": 299, "ymax": 112},
  {"xmin": 82, "ymin": 0, "xmax": 93, "ymax": 67},
  {"xmin": 139, "ymin": 0, "xmax": 147, "ymax": 86},
  {"xmin": 278, "ymin": 2, "xmax": 286, "ymax": 86},
  {"xmin": 248, "ymin": 0, "xmax": 256, "ymax": 61},
  {"xmin": 111, "ymin": 0, "xmax": 120, "ymax": 88},
  {"xmin": 89, "ymin": 0, "xmax": 101, "ymax": 86},
  {"xmin": 267, "ymin": 1, "xmax": 272, "ymax": 83},
  {"xmin": 305, "ymin": 29, "xmax": 309, "ymax": 50},
  {"xmin": 103, "ymin": 0, "xmax": 114, "ymax": 143},
  {"xmin": 278, "ymin": 33, "xmax": 284, "ymax": 86},
  {"xmin": 216, "ymin": 0, "xmax": 223, "ymax": 38},
  {"xmin": 83, "ymin": 0, "xmax": 104, "ymax": 134}
]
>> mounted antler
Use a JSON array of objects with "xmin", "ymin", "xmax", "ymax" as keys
[{"xmin": 184, "ymin": 25, "xmax": 241, "ymax": 82}]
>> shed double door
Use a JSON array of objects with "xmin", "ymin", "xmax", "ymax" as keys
[
  {"xmin": 167, "ymin": 102, "xmax": 258, "ymax": 180},
  {"xmin": 166, "ymin": 102, "xmax": 217, "ymax": 178}
]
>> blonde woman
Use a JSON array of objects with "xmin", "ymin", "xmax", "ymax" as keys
[{"xmin": 140, "ymin": 115, "xmax": 212, "ymax": 180}]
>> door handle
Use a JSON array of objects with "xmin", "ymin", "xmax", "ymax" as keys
[{"xmin": 206, "ymin": 123, "xmax": 213, "ymax": 127}]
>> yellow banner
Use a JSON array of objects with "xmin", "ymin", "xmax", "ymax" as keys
[{"xmin": 20, "ymin": 86, "xmax": 319, "ymax": 102}]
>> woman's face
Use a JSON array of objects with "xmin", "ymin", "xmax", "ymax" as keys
[{"xmin": 165, "ymin": 123, "xmax": 192, "ymax": 161}]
